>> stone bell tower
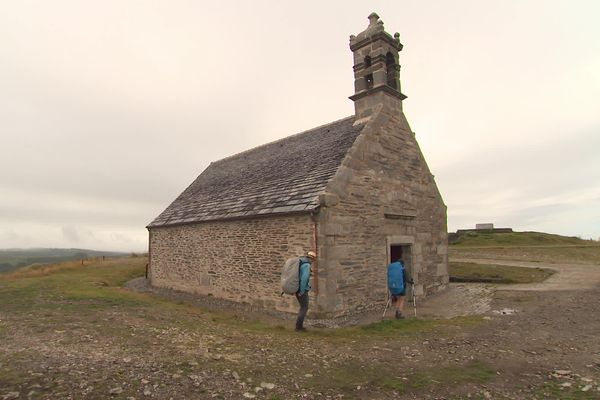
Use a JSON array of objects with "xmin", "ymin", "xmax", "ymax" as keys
[{"xmin": 349, "ymin": 13, "xmax": 406, "ymax": 119}]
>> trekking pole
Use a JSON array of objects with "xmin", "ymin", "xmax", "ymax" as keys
[
  {"xmin": 382, "ymin": 292, "xmax": 391, "ymax": 319},
  {"xmin": 411, "ymin": 282, "xmax": 417, "ymax": 318}
]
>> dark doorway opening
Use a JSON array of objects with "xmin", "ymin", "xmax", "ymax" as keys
[
  {"xmin": 390, "ymin": 245, "xmax": 404, "ymax": 264},
  {"xmin": 389, "ymin": 244, "xmax": 413, "ymax": 299}
]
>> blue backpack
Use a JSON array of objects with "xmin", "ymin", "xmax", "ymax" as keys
[{"xmin": 387, "ymin": 261, "xmax": 405, "ymax": 295}]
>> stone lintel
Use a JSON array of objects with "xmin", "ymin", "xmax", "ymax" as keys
[
  {"xmin": 384, "ymin": 207, "xmax": 417, "ymax": 220},
  {"xmin": 349, "ymin": 84, "xmax": 407, "ymax": 102},
  {"xmin": 387, "ymin": 235, "xmax": 415, "ymax": 245}
]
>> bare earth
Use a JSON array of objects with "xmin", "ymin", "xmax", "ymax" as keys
[{"xmin": 1, "ymin": 258, "xmax": 600, "ymax": 399}]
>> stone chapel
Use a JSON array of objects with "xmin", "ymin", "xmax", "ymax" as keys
[{"xmin": 147, "ymin": 13, "xmax": 449, "ymax": 317}]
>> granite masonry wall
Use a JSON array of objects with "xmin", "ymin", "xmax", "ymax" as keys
[
  {"xmin": 314, "ymin": 98, "xmax": 449, "ymax": 316},
  {"xmin": 149, "ymin": 214, "xmax": 315, "ymax": 313}
]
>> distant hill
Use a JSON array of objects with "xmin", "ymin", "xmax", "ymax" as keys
[
  {"xmin": 450, "ymin": 231, "xmax": 597, "ymax": 247},
  {"xmin": 0, "ymin": 248, "xmax": 129, "ymax": 273}
]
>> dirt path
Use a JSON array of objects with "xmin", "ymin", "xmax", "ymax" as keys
[
  {"xmin": 451, "ymin": 257, "xmax": 600, "ymax": 291},
  {"xmin": 417, "ymin": 257, "xmax": 600, "ymax": 319}
]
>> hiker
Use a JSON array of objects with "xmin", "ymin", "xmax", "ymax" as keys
[
  {"xmin": 387, "ymin": 252, "xmax": 412, "ymax": 319},
  {"xmin": 295, "ymin": 250, "xmax": 316, "ymax": 332}
]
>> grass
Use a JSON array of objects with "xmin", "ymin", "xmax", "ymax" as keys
[
  {"xmin": 449, "ymin": 261, "xmax": 555, "ymax": 284},
  {"xmin": 308, "ymin": 359, "xmax": 496, "ymax": 395},
  {"xmin": 402, "ymin": 360, "xmax": 496, "ymax": 390},
  {"xmin": 358, "ymin": 315, "xmax": 482, "ymax": 335},
  {"xmin": 0, "ymin": 256, "xmax": 497, "ymax": 398},
  {"xmin": 0, "ymin": 248, "xmax": 129, "ymax": 274},
  {"xmin": 451, "ymin": 246, "xmax": 600, "ymax": 265},
  {"xmin": 532, "ymin": 381, "xmax": 600, "ymax": 399},
  {"xmin": 451, "ymin": 231, "xmax": 594, "ymax": 247},
  {"xmin": 0, "ymin": 258, "xmax": 148, "ymax": 314},
  {"xmin": 449, "ymin": 231, "xmax": 600, "ymax": 265}
]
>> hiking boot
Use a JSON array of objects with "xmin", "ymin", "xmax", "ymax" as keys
[
  {"xmin": 395, "ymin": 311, "xmax": 404, "ymax": 319},
  {"xmin": 295, "ymin": 327, "xmax": 307, "ymax": 332}
]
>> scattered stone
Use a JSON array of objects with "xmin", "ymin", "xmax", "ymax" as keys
[
  {"xmin": 304, "ymin": 374, "xmax": 313, "ymax": 378},
  {"xmin": 254, "ymin": 387, "xmax": 263, "ymax": 393},
  {"xmin": 493, "ymin": 308, "xmax": 517, "ymax": 315},
  {"xmin": 172, "ymin": 374, "xmax": 181, "ymax": 379},
  {"xmin": 581, "ymin": 385, "xmax": 592, "ymax": 392},
  {"xmin": 482, "ymin": 391, "xmax": 492, "ymax": 399},
  {"xmin": 371, "ymin": 346, "xmax": 392, "ymax": 351},
  {"xmin": 109, "ymin": 387, "xmax": 123, "ymax": 395},
  {"xmin": 141, "ymin": 379, "xmax": 149, "ymax": 385},
  {"xmin": 188, "ymin": 361, "xmax": 199, "ymax": 366},
  {"xmin": 3, "ymin": 393, "xmax": 19, "ymax": 400},
  {"xmin": 143, "ymin": 388, "xmax": 152, "ymax": 396},
  {"xmin": 260, "ymin": 382, "xmax": 275, "ymax": 390},
  {"xmin": 123, "ymin": 357, "xmax": 132, "ymax": 363},
  {"xmin": 554, "ymin": 370, "xmax": 572, "ymax": 376},
  {"xmin": 560, "ymin": 382, "xmax": 572, "ymax": 388},
  {"xmin": 232, "ymin": 372, "xmax": 240, "ymax": 381},
  {"xmin": 242, "ymin": 393, "xmax": 256, "ymax": 399},
  {"xmin": 581, "ymin": 377, "xmax": 593, "ymax": 383}
]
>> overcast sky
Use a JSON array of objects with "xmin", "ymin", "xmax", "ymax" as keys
[{"xmin": 1, "ymin": 1, "xmax": 599, "ymax": 252}]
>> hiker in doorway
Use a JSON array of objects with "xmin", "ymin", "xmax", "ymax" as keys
[
  {"xmin": 387, "ymin": 250, "xmax": 412, "ymax": 319},
  {"xmin": 296, "ymin": 251, "xmax": 316, "ymax": 332}
]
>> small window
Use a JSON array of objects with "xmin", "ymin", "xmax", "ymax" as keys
[
  {"xmin": 386, "ymin": 52, "xmax": 397, "ymax": 89},
  {"xmin": 364, "ymin": 55, "xmax": 372, "ymax": 68},
  {"xmin": 365, "ymin": 73, "xmax": 374, "ymax": 89}
]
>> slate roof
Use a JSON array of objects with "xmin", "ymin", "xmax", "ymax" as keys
[{"xmin": 148, "ymin": 116, "xmax": 366, "ymax": 228}]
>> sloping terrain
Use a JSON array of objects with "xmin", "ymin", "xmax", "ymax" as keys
[
  {"xmin": 1, "ymin": 254, "xmax": 599, "ymax": 399},
  {"xmin": 452, "ymin": 230, "xmax": 595, "ymax": 247},
  {"xmin": 0, "ymin": 248, "xmax": 129, "ymax": 273},
  {"xmin": 450, "ymin": 231, "xmax": 600, "ymax": 265}
]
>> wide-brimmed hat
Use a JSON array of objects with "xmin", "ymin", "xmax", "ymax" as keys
[{"xmin": 307, "ymin": 251, "xmax": 317, "ymax": 259}]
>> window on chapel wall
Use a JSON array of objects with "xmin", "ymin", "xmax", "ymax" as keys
[
  {"xmin": 365, "ymin": 73, "xmax": 374, "ymax": 89},
  {"xmin": 364, "ymin": 55, "xmax": 373, "ymax": 89},
  {"xmin": 386, "ymin": 52, "xmax": 397, "ymax": 89}
]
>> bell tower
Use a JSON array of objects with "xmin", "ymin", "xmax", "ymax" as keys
[{"xmin": 349, "ymin": 13, "xmax": 406, "ymax": 118}]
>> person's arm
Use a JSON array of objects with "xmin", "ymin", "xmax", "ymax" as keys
[{"xmin": 298, "ymin": 262, "xmax": 310, "ymax": 295}]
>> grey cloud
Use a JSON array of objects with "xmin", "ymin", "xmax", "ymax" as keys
[
  {"xmin": 1, "ymin": 1, "xmax": 599, "ymax": 249},
  {"xmin": 61, "ymin": 226, "xmax": 82, "ymax": 243}
]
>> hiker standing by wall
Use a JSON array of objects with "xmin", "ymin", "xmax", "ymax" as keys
[
  {"xmin": 296, "ymin": 251, "xmax": 316, "ymax": 332},
  {"xmin": 387, "ymin": 251, "xmax": 411, "ymax": 319}
]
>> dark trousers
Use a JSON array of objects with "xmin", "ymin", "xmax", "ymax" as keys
[{"xmin": 295, "ymin": 292, "xmax": 309, "ymax": 329}]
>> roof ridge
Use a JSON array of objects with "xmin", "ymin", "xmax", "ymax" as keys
[{"xmin": 213, "ymin": 115, "xmax": 355, "ymax": 165}]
